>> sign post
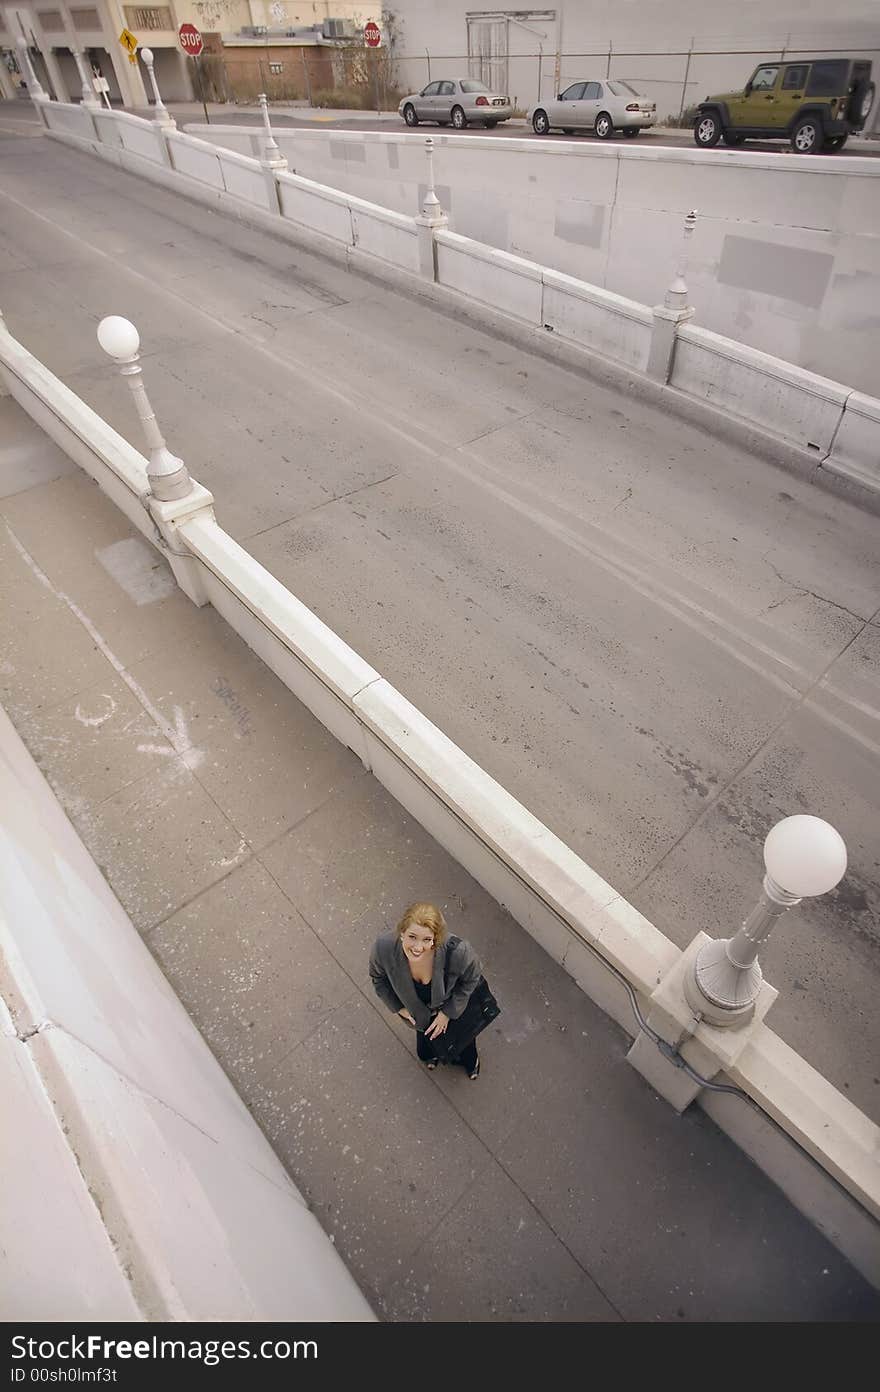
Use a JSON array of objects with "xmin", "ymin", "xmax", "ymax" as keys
[
  {"xmin": 364, "ymin": 19, "xmax": 382, "ymax": 116},
  {"xmin": 178, "ymin": 22, "xmax": 209, "ymax": 123},
  {"xmin": 92, "ymin": 69, "xmax": 112, "ymax": 109}
]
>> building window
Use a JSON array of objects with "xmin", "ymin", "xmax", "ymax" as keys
[
  {"xmin": 35, "ymin": 10, "xmax": 65, "ymax": 30},
  {"xmin": 71, "ymin": 8, "xmax": 102, "ymax": 28},
  {"xmin": 269, "ymin": 62, "xmax": 283, "ymax": 75},
  {"xmin": 123, "ymin": 7, "xmax": 175, "ymax": 30}
]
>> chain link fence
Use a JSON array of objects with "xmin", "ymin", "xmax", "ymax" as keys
[
  {"xmin": 199, "ymin": 40, "xmax": 878, "ymax": 129},
  {"xmin": 393, "ymin": 44, "xmax": 879, "ymax": 125}
]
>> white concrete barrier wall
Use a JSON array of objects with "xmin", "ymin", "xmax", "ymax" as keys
[
  {"xmin": 41, "ymin": 103, "xmax": 880, "ymax": 494},
  {"xmin": 826, "ymin": 392, "xmax": 880, "ymax": 492},
  {"xmin": 350, "ymin": 199, "xmax": 421, "ymax": 276},
  {"xmin": 541, "ymin": 269, "xmax": 653, "ymax": 373},
  {"xmin": 0, "ymin": 705, "xmax": 374, "ymax": 1321},
  {"xmin": 166, "ymin": 130, "xmax": 224, "ymax": 188},
  {"xmin": 88, "ymin": 108, "xmax": 165, "ymax": 163},
  {"xmin": 671, "ymin": 323, "xmax": 851, "ymax": 454},
  {"xmin": 42, "ymin": 102, "xmax": 96, "ymax": 141},
  {"xmin": 277, "ymin": 170, "xmax": 355, "ymax": 244},
  {"xmin": 92, "ymin": 110, "xmax": 123, "ymax": 148},
  {"xmin": 183, "ymin": 124, "xmax": 880, "ymax": 397},
  {"xmin": 217, "ymin": 147, "xmax": 275, "ymax": 211},
  {"xmin": 436, "ymin": 230, "xmax": 544, "ymax": 325},
  {"xmin": 2, "ymin": 313, "xmax": 878, "ymax": 1285},
  {"xmin": 179, "ymin": 513, "xmax": 381, "ymax": 758}
]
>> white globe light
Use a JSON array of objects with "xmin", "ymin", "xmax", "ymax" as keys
[
  {"xmin": 763, "ymin": 815, "xmax": 847, "ymax": 897},
  {"xmin": 140, "ymin": 47, "xmax": 153, "ymax": 63},
  {"xmin": 97, "ymin": 316, "xmax": 140, "ymax": 360}
]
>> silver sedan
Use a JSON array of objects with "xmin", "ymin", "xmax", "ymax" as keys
[
  {"xmin": 530, "ymin": 80, "xmax": 657, "ymax": 138},
  {"xmin": 399, "ymin": 78, "xmax": 513, "ymax": 130}
]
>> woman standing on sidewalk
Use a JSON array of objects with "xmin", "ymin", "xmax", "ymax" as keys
[{"xmin": 369, "ymin": 903, "xmax": 484, "ymax": 1079}]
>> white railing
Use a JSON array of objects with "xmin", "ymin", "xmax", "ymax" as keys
[{"xmin": 36, "ymin": 99, "xmax": 880, "ymax": 504}]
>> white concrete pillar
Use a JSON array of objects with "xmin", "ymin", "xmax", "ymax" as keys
[
  {"xmin": 139, "ymin": 47, "xmax": 175, "ymax": 128},
  {"xmin": 258, "ymin": 92, "xmax": 287, "ymax": 166},
  {"xmin": 14, "ymin": 37, "xmax": 49, "ymax": 102},
  {"xmin": 147, "ymin": 489, "xmax": 216, "ymax": 607},
  {"xmin": 99, "ymin": 0, "xmax": 148, "ymax": 107},
  {"xmin": 626, "ymin": 935, "xmax": 778, "ymax": 1112},
  {"xmin": 414, "ymin": 137, "xmax": 448, "ymax": 281},
  {"xmin": 71, "ymin": 46, "xmax": 101, "ymax": 108},
  {"xmin": 0, "ymin": 60, "xmax": 17, "ymax": 101},
  {"xmin": 107, "ymin": 43, "xmax": 146, "ymax": 108},
  {"xmin": 42, "ymin": 47, "xmax": 71, "ymax": 102},
  {"xmin": 647, "ymin": 209, "xmax": 698, "ymax": 384}
]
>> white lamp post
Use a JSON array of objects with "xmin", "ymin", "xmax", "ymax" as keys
[
  {"xmin": 685, "ymin": 815, "xmax": 847, "ymax": 1026},
  {"xmin": 665, "ymin": 208, "xmax": 698, "ymax": 312},
  {"xmin": 257, "ymin": 92, "xmax": 287, "ymax": 168},
  {"xmin": 420, "ymin": 136, "xmax": 444, "ymax": 221},
  {"xmin": 97, "ymin": 317, "xmax": 192, "ymax": 501},
  {"xmin": 71, "ymin": 47, "xmax": 100, "ymax": 109},
  {"xmin": 15, "ymin": 37, "xmax": 48, "ymax": 102},
  {"xmin": 139, "ymin": 47, "xmax": 176, "ymax": 128}
]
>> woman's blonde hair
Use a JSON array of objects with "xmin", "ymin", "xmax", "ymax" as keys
[{"xmin": 396, "ymin": 902, "xmax": 447, "ymax": 947}]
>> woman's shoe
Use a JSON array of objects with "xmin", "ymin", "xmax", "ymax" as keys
[
  {"xmin": 425, "ymin": 1060, "xmax": 438, "ymax": 1071},
  {"xmin": 468, "ymin": 1058, "xmax": 480, "ymax": 1080}
]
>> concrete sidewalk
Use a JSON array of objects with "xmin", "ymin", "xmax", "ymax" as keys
[{"xmin": 1, "ymin": 395, "xmax": 877, "ymax": 1321}]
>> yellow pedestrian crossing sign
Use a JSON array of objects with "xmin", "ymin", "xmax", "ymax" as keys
[{"xmin": 119, "ymin": 28, "xmax": 138, "ymax": 54}]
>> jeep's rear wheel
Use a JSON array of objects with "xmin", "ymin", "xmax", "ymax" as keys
[
  {"xmin": 848, "ymin": 79, "xmax": 876, "ymax": 127},
  {"xmin": 824, "ymin": 133, "xmax": 848, "ymax": 151},
  {"xmin": 694, "ymin": 112, "xmax": 722, "ymax": 147},
  {"xmin": 791, "ymin": 116, "xmax": 822, "ymax": 153}
]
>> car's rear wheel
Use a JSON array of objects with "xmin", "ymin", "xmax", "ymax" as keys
[
  {"xmin": 403, "ymin": 103, "xmax": 418, "ymax": 127},
  {"xmin": 623, "ymin": 127, "xmax": 639, "ymax": 137},
  {"xmin": 694, "ymin": 112, "xmax": 722, "ymax": 146},
  {"xmin": 532, "ymin": 109, "xmax": 550, "ymax": 135},
  {"xmin": 724, "ymin": 131, "xmax": 745, "ymax": 146},
  {"xmin": 824, "ymin": 133, "xmax": 848, "ymax": 151},
  {"xmin": 451, "ymin": 105, "xmax": 467, "ymax": 130},
  {"xmin": 791, "ymin": 116, "xmax": 822, "ymax": 153},
  {"xmin": 595, "ymin": 112, "xmax": 614, "ymax": 139}
]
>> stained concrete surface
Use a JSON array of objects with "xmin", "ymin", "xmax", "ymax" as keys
[
  {"xmin": 0, "ymin": 123, "xmax": 878, "ymax": 1134},
  {"xmin": 0, "ymin": 406, "xmax": 877, "ymax": 1319}
]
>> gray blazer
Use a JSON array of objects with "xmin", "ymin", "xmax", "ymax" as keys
[{"xmin": 369, "ymin": 929, "xmax": 483, "ymax": 1032}]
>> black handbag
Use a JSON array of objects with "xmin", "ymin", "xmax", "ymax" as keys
[{"xmin": 433, "ymin": 937, "xmax": 501, "ymax": 1063}]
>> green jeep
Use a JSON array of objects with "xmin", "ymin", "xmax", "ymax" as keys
[{"xmin": 694, "ymin": 57, "xmax": 875, "ymax": 153}]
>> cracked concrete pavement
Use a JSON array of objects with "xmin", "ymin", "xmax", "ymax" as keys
[
  {"xmin": 0, "ymin": 120, "xmax": 878, "ymax": 1132},
  {"xmin": 2, "ymin": 399, "xmax": 878, "ymax": 1320}
]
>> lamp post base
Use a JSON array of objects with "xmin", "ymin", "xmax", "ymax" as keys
[{"xmin": 684, "ymin": 938, "xmax": 758, "ymax": 1027}]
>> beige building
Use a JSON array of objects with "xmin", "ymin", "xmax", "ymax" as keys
[{"xmin": 0, "ymin": 1, "xmax": 371, "ymax": 107}]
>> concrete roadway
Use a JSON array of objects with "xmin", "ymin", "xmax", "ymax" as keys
[
  {"xmin": 0, "ymin": 117, "xmax": 878, "ymax": 1125},
  {"xmin": 5, "ymin": 96, "xmax": 879, "ymax": 156},
  {"xmin": 161, "ymin": 103, "xmax": 880, "ymax": 159}
]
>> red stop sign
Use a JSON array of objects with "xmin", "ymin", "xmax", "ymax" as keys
[
  {"xmin": 364, "ymin": 20, "xmax": 381, "ymax": 47},
  {"xmin": 178, "ymin": 22, "xmax": 203, "ymax": 57}
]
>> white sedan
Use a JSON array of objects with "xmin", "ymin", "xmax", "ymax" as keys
[
  {"xmin": 530, "ymin": 80, "xmax": 657, "ymax": 139},
  {"xmin": 399, "ymin": 78, "xmax": 513, "ymax": 130}
]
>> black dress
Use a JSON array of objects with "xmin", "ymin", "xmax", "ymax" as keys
[{"xmin": 413, "ymin": 978, "xmax": 478, "ymax": 1072}]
